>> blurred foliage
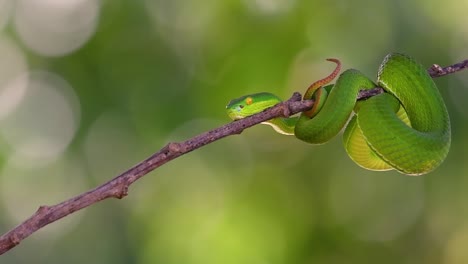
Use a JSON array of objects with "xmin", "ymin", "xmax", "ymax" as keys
[{"xmin": 0, "ymin": 0, "xmax": 467, "ymax": 263}]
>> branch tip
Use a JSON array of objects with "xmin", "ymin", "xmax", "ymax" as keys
[
  {"xmin": 289, "ymin": 92, "xmax": 302, "ymax": 102},
  {"xmin": 37, "ymin": 205, "xmax": 50, "ymax": 214}
]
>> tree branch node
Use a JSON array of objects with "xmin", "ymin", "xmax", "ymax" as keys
[
  {"xmin": 113, "ymin": 182, "xmax": 129, "ymax": 199},
  {"xmin": 36, "ymin": 206, "xmax": 50, "ymax": 214},
  {"xmin": 10, "ymin": 234, "xmax": 20, "ymax": 246},
  {"xmin": 430, "ymin": 64, "xmax": 444, "ymax": 75}
]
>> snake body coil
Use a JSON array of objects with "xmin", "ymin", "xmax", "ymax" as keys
[{"xmin": 226, "ymin": 53, "xmax": 451, "ymax": 175}]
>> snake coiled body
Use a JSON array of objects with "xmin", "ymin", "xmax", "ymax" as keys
[{"xmin": 226, "ymin": 53, "xmax": 451, "ymax": 175}]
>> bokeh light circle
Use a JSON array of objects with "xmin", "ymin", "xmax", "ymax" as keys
[
  {"xmin": 0, "ymin": 36, "xmax": 28, "ymax": 121},
  {"xmin": 243, "ymin": 0, "xmax": 296, "ymax": 15},
  {"xmin": 14, "ymin": 0, "xmax": 100, "ymax": 56},
  {"xmin": 0, "ymin": 71, "xmax": 81, "ymax": 166}
]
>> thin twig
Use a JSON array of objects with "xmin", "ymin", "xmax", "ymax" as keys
[
  {"xmin": 0, "ymin": 58, "xmax": 466, "ymax": 255},
  {"xmin": 428, "ymin": 59, "xmax": 468, "ymax": 78}
]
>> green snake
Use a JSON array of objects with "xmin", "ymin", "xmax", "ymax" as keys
[{"xmin": 226, "ymin": 53, "xmax": 451, "ymax": 175}]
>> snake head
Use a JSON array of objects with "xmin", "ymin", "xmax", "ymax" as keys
[{"xmin": 226, "ymin": 92, "xmax": 282, "ymax": 120}]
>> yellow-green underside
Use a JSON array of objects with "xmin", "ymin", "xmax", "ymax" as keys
[{"xmin": 343, "ymin": 105, "xmax": 411, "ymax": 171}]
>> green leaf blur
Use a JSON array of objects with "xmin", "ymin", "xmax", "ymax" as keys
[{"xmin": 0, "ymin": 0, "xmax": 467, "ymax": 263}]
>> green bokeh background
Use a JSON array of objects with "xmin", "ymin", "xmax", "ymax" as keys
[{"xmin": 1, "ymin": 0, "xmax": 468, "ymax": 263}]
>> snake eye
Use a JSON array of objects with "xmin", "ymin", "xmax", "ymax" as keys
[{"xmin": 245, "ymin": 97, "xmax": 253, "ymax": 105}]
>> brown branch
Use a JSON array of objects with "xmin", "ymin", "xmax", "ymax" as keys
[
  {"xmin": 0, "ymin": 58, "xmax": 466, "ymax": 255},
  {"xmin": 428, "ymin": 59, "xmax": 468, "ymax": 78}
]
